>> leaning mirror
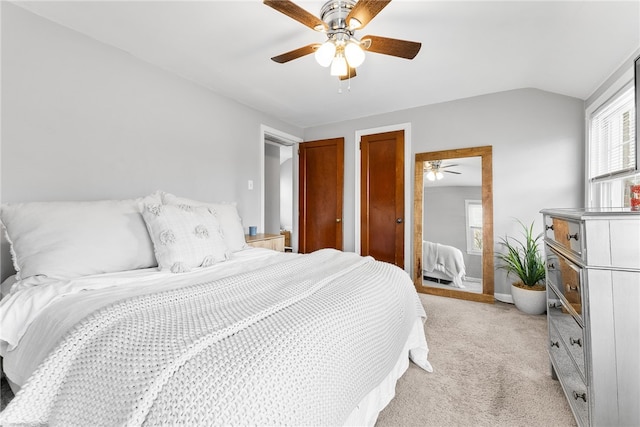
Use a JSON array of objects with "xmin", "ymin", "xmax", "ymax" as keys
[{"xmin": 413, "ymin": 146, "xmax": 494, "ymax": 303}]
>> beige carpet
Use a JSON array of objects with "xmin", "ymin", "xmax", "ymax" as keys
[{"xmin": 376, "ymin": 293, "xmax": 577, "ymax": 427}]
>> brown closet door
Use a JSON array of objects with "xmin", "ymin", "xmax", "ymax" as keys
[
  {"xmin": 299, "ymin": 137, "xmax": 344, "ymax": 253},
  {"xmin": 360, "ymin": 130, "xmax": 404, "ymax": 266}
]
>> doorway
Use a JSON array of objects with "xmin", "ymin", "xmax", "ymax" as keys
[
  {"xmin": 298, "ymin": 137, "xmax": 345, "ymax": 253},
  {"xmin": 355, "ymin": 123, "xmax": 412, "ymax": 272},
  {"xmin": 261, "ymin": 126, "xmax": 301, "ymax": 253},
  {"xmin": 360, "ymin": 130, "xmax": 405, "ymax": 267}
]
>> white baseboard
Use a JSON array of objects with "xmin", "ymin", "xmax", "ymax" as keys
[{"xmin": 495, "ymin": 293, "xmax": 514, "ymax": 304}]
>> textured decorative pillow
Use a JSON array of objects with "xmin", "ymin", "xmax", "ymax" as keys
[
  {"xmin": 161, "ymin": 193, "xmax": 248, "ymax": 252},
  {"xmin": 141, "ymin": 203, "xmax": 230, "ymax": 273},
  {"xmin": 0, "ymin": 193, "xmax": 162, "ymax": 281}
]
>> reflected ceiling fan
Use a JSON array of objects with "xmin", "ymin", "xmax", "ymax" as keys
[
  {"xmin": 263, "ymin": 0, "xmax": 421, "ymax": 80},
  {"xmin": 424, "ymin": 160, "xmax": 461, "ymax": 181}
]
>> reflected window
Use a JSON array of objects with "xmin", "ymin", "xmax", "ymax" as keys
[{"xmin": 465, "ymin": 200, "xmax": 482, "ymax": 255}]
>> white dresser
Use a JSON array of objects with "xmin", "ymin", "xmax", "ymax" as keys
[{"xmin": 541, "ymin": 208, "xmax": 640, "ymax": 427}]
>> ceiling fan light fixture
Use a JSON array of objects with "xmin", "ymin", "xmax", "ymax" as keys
[
  {"xmin": 344, "ymin": 41, "xmax": 365, "ymax": 68},
  {"xmin": 315, "ymin": 41, "xmax": 336, "ymax": 67},
  {"xmin": 435, "ymin": 171, "xmax": 444, "ymax": 180},
  {"xmin": 426, "ymin": 171, "xmax": 436, "ymax": 181},
  {"xmin": 330, "ymin": 53, "xmax": 348, "ymax": 76},
  {"xmin": 264, "ymin": 0, "xmax": 421, "ymax": 81},
  {"xmin": 348, "ymin": 17, "xmax": 362, "ymax": 30}
]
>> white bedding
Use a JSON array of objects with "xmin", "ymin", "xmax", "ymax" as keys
[
  {"xmin": 0, "ymin": 247, "xmax": 286, "ymax": 386},
  {"xmin": 422, "ymin": 240, "xmax": 466, "ymax": 288},
  {"xmin": 0, "ymin": 248, "xmax": 431, "ymax": 426}
]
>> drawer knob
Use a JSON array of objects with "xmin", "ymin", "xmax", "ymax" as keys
[
  {"xmin": 572, "ymin": 391, "xmax": 587, "ymax": 402},
  {"xmin": 566, "ymin": 233, "xmax": 579, "ymax": 241},
  {"xmin": 545, "ymin": 224, "xmax": 554, "ymax": 231},
  {"xmin": 547, "ymin": 263, "xmax": 555, "ymax": 269},
  {"xmin": 570, "ymin": 337, "xmax": 582, "ymax": 347},
  {"xmin": 567, "ymin": 284, "xmax": 579, "ymax": 292},
  {"xmin": 550, "ymin": 340, "xmax": 560, "ymax": 348}
]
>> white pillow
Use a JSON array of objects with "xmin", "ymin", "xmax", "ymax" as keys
[
  {"xmin": 161, "ymin": 193, "xmax": 248, "ymax": 252},
  {"xmin": 0, "ymin": 193, "xmax": 162, "ymax": 281},
  {"xmin": 141, "ymin": 203, "xmax": 230, "ymax": 273}
]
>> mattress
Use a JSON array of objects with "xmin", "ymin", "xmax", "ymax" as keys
[{"xmin": 0, "ymin": 247, "xmax": 431, "ymax": 426}]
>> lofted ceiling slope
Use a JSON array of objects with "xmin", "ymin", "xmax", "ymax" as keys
[{"xmin": 12, "ymin": 0, "xmax": 640, "ymax": 128}]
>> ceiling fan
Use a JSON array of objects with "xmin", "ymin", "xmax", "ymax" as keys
[
  {"xmin": 263, "ymin": 0, "xmax": 421, "ymax": 80},
  {"xmin": 424, "ymin": 160, "xmax": 461, "ymax": 181}
]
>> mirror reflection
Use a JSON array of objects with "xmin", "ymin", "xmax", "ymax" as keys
[
  {"xmin": 413, "ymin": 146, "xmax": 494, "ymax": 304},
  {"xmin": 422, "ymin": 157, "xmax": 483, "ymax": 293}
]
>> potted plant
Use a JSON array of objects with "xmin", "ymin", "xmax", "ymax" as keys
[{"xmin": 496, "ymin": 219, "xmax": 547, "ymax": 315}]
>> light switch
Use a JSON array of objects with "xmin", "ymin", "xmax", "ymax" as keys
[{"xmin": 248, "ymin": 180, "xmax": 254, "ymax": 190}]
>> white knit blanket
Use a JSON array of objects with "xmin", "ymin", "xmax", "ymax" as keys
[
  {"xmin": 422, "ymin": 241, "xmax": 466, "ymax": 288},
  {"xmin": 1, "ymin": 249, "xmax": 429, "ymax": 426}
]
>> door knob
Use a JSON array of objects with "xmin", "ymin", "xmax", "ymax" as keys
[
  {"xmin": 336, "ymin": 218, "xmax": 341, "ymax": 223},
  {"xmin": 396, "ymin": 218, "xmax": 403, "ymax": 224}
]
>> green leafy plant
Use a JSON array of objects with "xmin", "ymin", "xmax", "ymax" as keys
[{"xmin": 496, "ymin": 219, "xmax": 546, "ymax": 288}]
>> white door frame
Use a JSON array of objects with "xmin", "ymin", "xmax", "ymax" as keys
[
  {"xmin": 260, "ymin": 125, "xmax": 303, "ymax": 253},
  {"xmin": 354, "ymin": 123, "xmax": 412, "ymax": 274}
]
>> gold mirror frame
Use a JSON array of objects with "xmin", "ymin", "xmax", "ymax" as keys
[{"xmin": 413, "ymin": 146, "xmax": 494, "ymax": 303}]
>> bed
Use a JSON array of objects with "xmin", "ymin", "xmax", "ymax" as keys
[
  {"xmin": 0, "ymin": 192, "xmax": 432, "ymax": 426},
  {"xmin": 422, "ymin": 240, "xmax": 466, "ymax": 288}
]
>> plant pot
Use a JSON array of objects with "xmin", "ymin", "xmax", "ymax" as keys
[{"xmin": 511, "ymin": 283, "xmax": 546, "ymax": 315}]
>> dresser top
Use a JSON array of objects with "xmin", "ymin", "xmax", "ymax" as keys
[{"xmin": 541, "ymin": 208, "xmax": 640, "ymax": 220}]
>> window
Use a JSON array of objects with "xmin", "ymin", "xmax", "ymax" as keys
[
  {"xmin": 465, "ymin": 200, "xmax": 482, "ymax": 255},
  {"xmin": 588, "ymin": 83, "xmax": 639, "ymax": 208}
]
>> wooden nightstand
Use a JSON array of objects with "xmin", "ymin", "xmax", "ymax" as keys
[{"xmin": 245, "ymin": 233, "xmax": 285, "ymax": 252}]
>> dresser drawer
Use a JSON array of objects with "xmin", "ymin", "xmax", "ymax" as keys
[
  {"xmin": 542, "ymin": 209, "xmax": 640, "ymax": 427},
  {"xmin": 548, "ymin": 286, "xmax": 585, "ymax": 380},
  {"xmin": 545, "ymin": 215, "xmax": 582, "ymax": 258},
  {"xmin": 549, "ymin": 324, "xmax": 589, "ymax": 427},
  {"xmin": 546, "ymin": 246, "xmax": 583, "ymax": 319}
]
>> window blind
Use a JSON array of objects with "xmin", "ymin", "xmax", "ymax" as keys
[{"xmin": 589, "ymin": 85, "xmax": 636, "ymax": 180}]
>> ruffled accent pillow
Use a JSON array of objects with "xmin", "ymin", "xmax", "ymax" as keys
[
  {"xmin": 142, "ymin": 203, "xmax": 230, "ymax": 273},
  {"xmin": 161, "ymin": 193, "xmax": 248, "ymax": 252}
]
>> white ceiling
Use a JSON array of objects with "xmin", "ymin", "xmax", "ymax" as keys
[{"xmin": 13, "ymin": 0, "xmax": 640, "ymax": 128}]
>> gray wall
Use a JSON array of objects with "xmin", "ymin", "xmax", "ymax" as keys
[
  {"xmin": 1, "ymin": 3, "xmax": 588, "ymax": 299},
  {"xmin": 280, "ymin": 157, "xmax": 294, "ymax": 231},
  {"xmin": 0, "ymin": 3, "xmax": 302, "ymax": 280},
  {"xmin": 264, "ymin": 143, "xmax": 281, "ymax": 235},
  {"xmin": 424, "ymin": 186, "xmax": 483, "ymax": 279},
  {"xmin": 304, "ymin": 88, "xmax": 585, "ymax": 299}
]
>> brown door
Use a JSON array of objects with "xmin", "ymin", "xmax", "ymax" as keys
[
  {"xmin": 361, "ymin": 130, "xmax": 404, "ymax": 266},
  {"xmin": 299, "ymin": 137, "xmax": 344, "ymax": 253}
]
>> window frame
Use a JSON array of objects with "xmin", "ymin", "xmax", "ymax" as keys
[
  {"xmin": 465, "ymin": 199, "xmax": 483, "ymax": 255},
  {"xmin": 585, "ymin": 57, "xmax": 639, "ymax": 208}
]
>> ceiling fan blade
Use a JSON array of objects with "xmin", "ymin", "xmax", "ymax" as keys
[
  {"xmin": 441, "ymin": 164, "xmax": 459, "ymax": 168},
  {"xmin": 346, "ymin": 0, "xmax": 391, "ymax": 30},
  {"xmin": 271, "ymin": 44, "xmax": 320, "ymax": 63},
  {"xmin": 445, "ymin": 171, "xmax": 462, "ymax": 174},
  {"xmin": 263, "ymin": 0, "xmax": 327, "ymax": 31},
  {"xmin": 339, "ymin": 67, "xmax": 357, "ymax": 81},
  {"xmin": 361, "ymin": 35, "xmax": 421, "ymax": 59}
]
